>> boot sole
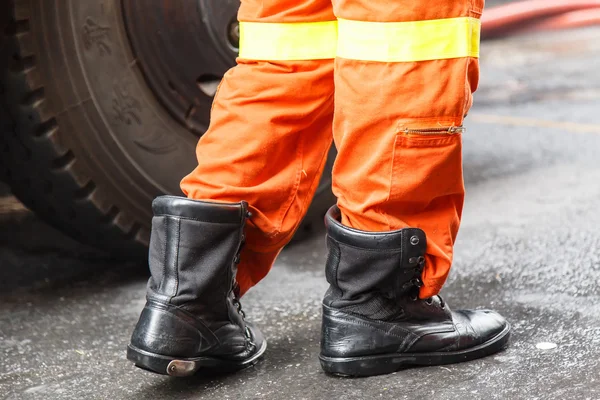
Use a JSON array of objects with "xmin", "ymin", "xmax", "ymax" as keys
[
  {"xmin": 127, "ymin": 340, "xmax": 267, "ymax": 377},
  {"xmin": 319, "ymin": 323, "xmax": 511, "ymax": 377}
]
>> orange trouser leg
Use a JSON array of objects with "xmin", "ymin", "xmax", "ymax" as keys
[
  {"xmin": 331, "ymin": 0, "xmax": 484, "ymax": 298},
  {"xmin": 180, "ymin": 0, "xmax": 335, "ymax": 295}
]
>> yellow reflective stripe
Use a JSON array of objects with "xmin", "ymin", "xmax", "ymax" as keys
[
  {"xmin": 337, "ymin": 17, "xmax": 481, "ymax": 62},
  {"xmin": 239, "ymin": 21, "xmax": 338, "ymax": 61},
  {"xmin": 238, "ymin": 17, "xmax": 480, "ymax": 62}
]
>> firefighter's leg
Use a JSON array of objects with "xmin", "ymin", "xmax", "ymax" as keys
[
  {"xmin": 331, "ymin": 0, "xmax": 484, "ymax": 298},
  {"xmin": 318, "ymin": 0, "xmax": 510, "ymax": 377},
  {"xmin": 180, "ymin": 1, "xmax": 336, "ymax": 295},
  {"xmin": 127, "ymin": 0, "xmax": 336, "ymax": 376}
]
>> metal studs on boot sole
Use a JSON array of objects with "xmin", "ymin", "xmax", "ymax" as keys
[{"xmin": 167, "ymin": 360, "xmax": 198, "ymax": 377}]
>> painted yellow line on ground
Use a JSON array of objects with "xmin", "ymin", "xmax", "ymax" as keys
[{"xmin": 470, "ymin": 113, "xmax": 600, "ymax": 134}]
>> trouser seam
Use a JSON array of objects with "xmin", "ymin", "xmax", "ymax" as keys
[
  {"xmin": 270, "ymin": 128, "xmax": 305, "ymax": 239},
  {"xmin": 246, "ymin": 130, "xmax": 327, "ymax": 254},
  {"xmin": 267, "ymin": 93, "xmax": 334, "ymax": 244}
]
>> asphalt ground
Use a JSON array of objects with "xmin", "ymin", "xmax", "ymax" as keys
[{"xmin": 1, "ymin": 27, "xmax": 600, "ymax": 400}]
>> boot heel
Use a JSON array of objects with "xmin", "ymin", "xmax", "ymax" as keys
[
  {"xmin": 127, "ymin": 344, "xmax": 201, "ymax": 377},
  {"xmin": 127, "ymin": 340, "xmax": 268, "ymax": 377}
]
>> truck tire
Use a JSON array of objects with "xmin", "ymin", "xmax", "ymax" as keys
[{"xmin": 0, "ymin": 0, "xmax": 335, "ymax": 259}]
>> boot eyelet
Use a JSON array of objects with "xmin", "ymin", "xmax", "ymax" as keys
[
  {"xmin": 425, "ymin": 297, "xmax": 434, "ymax": 305},
  {"xmin": 410, "ymin": 235, "xmax": 420, "ymax": 245},
  {"xmin": 409, "ymin": 257, "xmax": 418, "ymax": 265},
  {"xmin": 410, "ymin": 278, "xmax": 423, "ymax": 288}
]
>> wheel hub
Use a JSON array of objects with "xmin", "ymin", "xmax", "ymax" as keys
[{"xmin": 121, "ymin": 0, "xmax": 240, "ymax": 135}]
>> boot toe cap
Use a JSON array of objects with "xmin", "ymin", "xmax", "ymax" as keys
[{"xmin": 454, "ymin": 309, "xmax": 509, "ymax": 348}]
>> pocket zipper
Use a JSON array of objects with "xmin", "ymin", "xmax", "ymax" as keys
[{"xmin": 402, "ymin": 126, "xmax": 465, "ymax": 135}]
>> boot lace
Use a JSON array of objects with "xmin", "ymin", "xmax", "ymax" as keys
[
  {"xmin": 231, "ymin": 210, "xmax": 253, "ymax": 340},
  {"xmin": 232, "ymin": 282, "xmax": 246, "ymax": 319},
  {"xmin": 407, "ymin": 243, "xmax": 445, "ymax": 308},
  {"xmin": 232, "ymin": 282, "xmax": 253, "ymax": 340}
]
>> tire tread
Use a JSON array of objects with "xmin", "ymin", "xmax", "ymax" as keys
[{"xmin": 0, "ymin": 0, "xmax": 147, "ymax": 259}]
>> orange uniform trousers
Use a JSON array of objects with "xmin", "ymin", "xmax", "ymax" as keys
[{"xmin": 181, "ymin": 0, "xmax": 484, "ymax": 299}]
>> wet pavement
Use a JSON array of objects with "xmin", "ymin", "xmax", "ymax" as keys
[{"xmin": 2, "ymin": 28, "xmax": 600, "ymax": 400}]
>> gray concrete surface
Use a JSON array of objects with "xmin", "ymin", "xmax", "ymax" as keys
[{"xmin": 2, "ymin": 28, "xmax": 600, "ymax": 400}]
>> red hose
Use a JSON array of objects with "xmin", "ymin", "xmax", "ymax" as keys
[
  {"xmin": 526, "ymin": 8, "xmax": 600, "ymax": 31},
  {"xmin": 482, "ymin": 0, "xmax": 600, "ymax": 39}
]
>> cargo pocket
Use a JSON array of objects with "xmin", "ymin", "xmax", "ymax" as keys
[{"xmin": 389, "ymin": 127, "xmax": 465, "ymax": 203}]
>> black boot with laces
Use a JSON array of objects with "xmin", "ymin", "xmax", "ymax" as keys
[
  {"xmin": 319, "ymin": 206, "xmax": 510, "ymax": 377},
  {"xmin": 127, "ymin": 196, "xmax": 266, "ymax": 377}
]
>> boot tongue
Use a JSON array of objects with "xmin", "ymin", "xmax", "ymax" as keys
[{"xmin": 401, "ymin": 294, "xmax": 452, "ymax": 322}]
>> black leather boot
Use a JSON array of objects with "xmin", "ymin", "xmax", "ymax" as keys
[
  {"xmin": 127, "ymin": 196, "xmax": 266, "ymax": 377},
  {"xmin": 319, "ymin": 206, "xmax": 510, "ymax": 377}
]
